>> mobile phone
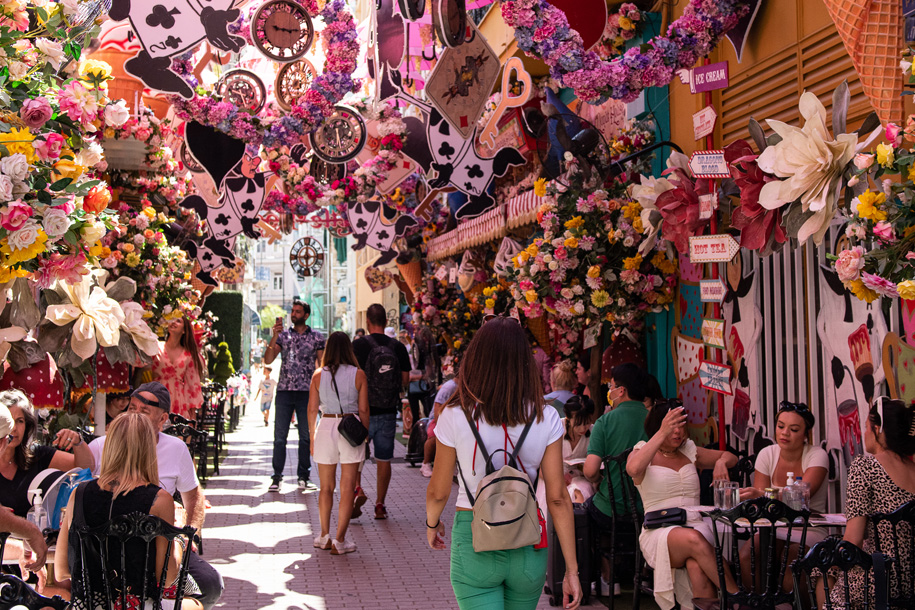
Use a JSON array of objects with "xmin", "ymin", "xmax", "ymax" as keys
[{"xmin": 276, "ymin": 316, "xmax": 283, "ymax": 325}]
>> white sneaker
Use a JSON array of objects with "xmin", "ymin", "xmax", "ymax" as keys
[
  {"xmin": 420, "ymin": 463, "xmax": 433, "ymax": 477},
  {"xmin": 330, "ymin": 538, "xmax": 356, "ymax": 555},
  {"xmin": 313, "ymin": 534, "xmax": 332, "ymax": 550}
]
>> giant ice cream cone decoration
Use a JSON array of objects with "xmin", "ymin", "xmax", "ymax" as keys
[
  {"xmin": 526, "ymin": 315, "xmax": 552, "ymax": 355},
  {"xmin": 397, "ymin": 259, "xmax": 423, "ymax": 296},
  {"xmin": 823, "ymin": 0, "xmax": 903, "ymax": 125}
]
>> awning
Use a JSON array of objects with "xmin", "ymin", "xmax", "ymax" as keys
[{"xmin": 427, "ymin": 190, "xmax": 547, "ymax": 261}]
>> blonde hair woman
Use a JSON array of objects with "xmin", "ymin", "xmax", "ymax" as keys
[{"xmin": 56, "ymin": 413, "xmax": 202, "ymax": 609}]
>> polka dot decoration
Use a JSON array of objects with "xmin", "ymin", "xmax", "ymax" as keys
[
  {"xmin": 602, "ymin": 333, "xmax": 645, "ymax": 383},
  {"xmin": 679, "ymin": 376, "xmax": 708, "ymax": 426},
  {"xmin": 73, "ymin": 349, "xmax": 131, "ymax": 397},
  {"xmin": 0, "ymin": 355, "xmax": 64, "ymax": 409},
  {"xmin": 679, "ymin": 284, "xmax": 703, "ymax": 338}
]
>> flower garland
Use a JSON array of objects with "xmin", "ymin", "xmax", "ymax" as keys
[
  {"xmin": 596, "ymin": 3, "xmax": 646, "ymax": 60},
  {"xmin": 502, "ymin": 0, "xmax": 753, "ymax": 103},
  {"xmin": 170, "ymin": 0, "xmax": 360, "ymax": 149}
]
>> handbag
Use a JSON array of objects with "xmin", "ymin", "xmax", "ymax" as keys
[
  {"xmin": 644, "ymin": 507, "xmax": 687, "ymax": 529},
  {"xmin": 328, "ymin": 369, "xmax": 367, "ymax": 447}
]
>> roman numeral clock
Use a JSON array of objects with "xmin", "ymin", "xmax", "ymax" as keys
[
  {"xmin": 252, "ymin": 0, "xmax": 315, "ymax": 62},
  {"xmin": 289, "ymin": 236, "xmax": 325, "ymax": 278}
]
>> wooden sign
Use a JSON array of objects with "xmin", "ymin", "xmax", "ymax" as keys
[
  {"xmin": 689, "ymin": 234, "xmax": 740, "ymax": 263},
  {"xmin": 688, "ymin": 150, "xmax": 730, "ymax": 178},
  {"xmin": 693, "ymin": 106, "xmax": 717, "ymax": 141},
  {"xmin": 699, "ymin": 279, "xmax": 728, "ymax": 304},
  {"xmin": 692, "ymin": 61, "xmax": 729, "ymax": 93},
  {"xmin": 701, "ymin": 318, "xmax": 726, "ymax": 349},
  {"xmin": 699, "ymin": 360, "xmax": 733, "ymax": 395}
]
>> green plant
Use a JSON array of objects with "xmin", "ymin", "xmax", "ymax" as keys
[{"xmin": 210, "ymin": 342, "xmax": 235, "ymax": 386}]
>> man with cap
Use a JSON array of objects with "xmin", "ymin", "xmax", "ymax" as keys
[
  {"xmin": 76, "ymin": 382, "xmax": 223, "ymax": 609},
  {"xmin": 0, "ymin": 402, "xmax": 47, "ymax": 571}
]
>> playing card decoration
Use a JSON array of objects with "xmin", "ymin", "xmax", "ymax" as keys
[
  {"xmin": 372, "ymin": 0, "xmax": 406, "ymax": 103},
  {"xmin": 289, "ymin": 236, "xmax": 325, "ymax": 278},
  {"xmin": 215, "ymin": 69, "xmax": 267, "ymax": 114},
  {"xmin": 380, "ymin": 67, "xmax": 525, "ymax": 220},
  {"xmin": 347, "ymin": 198, "xmax": 418, "ymax": 266},
  {"xmin": 426, "ymin": 21, "xmax": 500, "ymax": 140},
  {"xmin": 108, "ymin": 0, "xmax": 245, "ymax": 98}
]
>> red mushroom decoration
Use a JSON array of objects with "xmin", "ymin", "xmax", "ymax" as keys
[
  {"xmin": 74, "ymin": 348, "xmax": 131, "ymax": 397},
  {"xmin": 601, "ymin": 332, "xmax": 646, "ymax": 383},
  {"xmin": 0, "ymin": 354, "xmax": 65, "ymax": 409}
]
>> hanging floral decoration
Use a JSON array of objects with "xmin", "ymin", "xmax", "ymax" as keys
[
  {"xmin": 596, "ymin": 3, "xmax": 646, "ymax": 60},
  {"xmin": 410, "ymin": 269, "xmax": 462, "ymax": 328},
  {"xmin": 474, "ymin": 277, "xmax": 514, "ymax": 316},
  {"xmin": 170, "ymin": 0, "xmax": 360, "ymax": 149},
  {"xmin": 501, "ymin": 0, "xmax": 754, "ymax": 103}
]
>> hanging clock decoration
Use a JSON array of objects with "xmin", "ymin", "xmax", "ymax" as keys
[
  {"xmin": 215, "ymin": 69, "xmax": 267, "ymax": 114},
  {"xmin": 433, "ymin": 0, "xmax": 467, "ymax": 48},
  {"xmin": 180, "ymin": 143, "xmax": 205, "ymax": 174},
  {"xmin": 308, "ymin": 105, "xmax": 368, "ymax": 164},
  {"xmin": 274, "ymin": 59, "xmax": 318, "ymax": 110},
  {"xmin": 309, "ymin": 155, "xmax": 347, "ymax": 184},
  {"xmin": 397, "ymin": 0, "xmax": 425, "ymax": 21},
  {"xmin": 289, "ymin": 236, "xmax": 325, "ymax": 277},
  {"xmin": 252, "ymin": 0, "xmax": 315, "ymax": 63}
]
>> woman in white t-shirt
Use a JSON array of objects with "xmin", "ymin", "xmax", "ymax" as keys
[
  {"xmin": 738, "ymin": 401, "xmax": 829, "ymax": 591},
  {"xmin": 425, "ymin": 317, "xmax": 582, "ymax": 610}
]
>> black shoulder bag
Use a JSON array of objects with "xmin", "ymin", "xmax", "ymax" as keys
[{"xmin": 329, "ymin": 368, "xmax": 367, "ymax": 447}]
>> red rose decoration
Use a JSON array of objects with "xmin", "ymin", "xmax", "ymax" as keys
[{"xmin": 724, "ymin": 140, "xmax": 786, "ymax": 254}]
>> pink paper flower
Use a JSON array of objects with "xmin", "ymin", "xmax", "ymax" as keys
[
  {"xmin": 873, "ymin": 221, "xmax": 896, "ymax": 242},
  {"xmin": 834, "ymin": 246, "xmax": 865, "ymax": 283},
  {"xmin": 33, "ymin": 132, "xmax": 65, "ymax": 161},
  {"xmin": 0, "ymin": 200, "xmax": 33, "ymax": 231},
  {"xmin": 19, "ymin": 97, "xmax": 52, "ymax": 129},
  {"xmin": 861, "ymin": 272, "xmax": 899, "ymax": 298}
]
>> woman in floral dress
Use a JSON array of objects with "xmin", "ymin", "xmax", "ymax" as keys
[{"xmin": 151, "ymin": 316, "xmax": 205, "ymax": 419}]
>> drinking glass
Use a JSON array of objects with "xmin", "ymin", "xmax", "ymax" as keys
[{"xmin": 714, "ymin": 480, "xmax": 739, "ymax": 509}]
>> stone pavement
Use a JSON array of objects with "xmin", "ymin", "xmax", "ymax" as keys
[{"xmin": 202, "ymin": 394, "xmax": 620, "ymax": 609}]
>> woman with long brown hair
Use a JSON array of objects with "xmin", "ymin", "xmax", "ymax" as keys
[
  {"xmin": 425, "ymin": 317, "xmax": 582, "ymax": 609},
  {"xmin": 307, "ymin": 331, "xmax": 369, "ymax": 555},
  {"xmin": 150, "ymin": 315, "xmax": 206, "ymax": 419}
]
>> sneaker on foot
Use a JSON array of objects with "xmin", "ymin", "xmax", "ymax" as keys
[
  {"xmin": 313, "ymin": 534, "xmax": 332, "ymax": 550},
  {"xmin": 420, "ymin": 463, "xmax": 433, "ymax": 477},
  {"xmin": 352, "ymin": 487, "xmax": 367, "ymax": 518},
  {"xmin": 330, "ymin": 538, "xmax": 356, "ymax": 555},
  {"xmin": 298, "ymin": 478, "xmax": 317, "ymax": 490},
  {"xmin": 268, "ymin": 477, "xmax": 281, "ymax": 492},
  {"xmin": 374, "ymin": 503, "xmax": 387, "ymax": 520}
]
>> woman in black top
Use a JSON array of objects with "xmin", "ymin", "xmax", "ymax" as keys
[
  {"xmin": 0, "ymin": 390, "xmax": 89, "ymax": 517},
  {"xmin": 55, "ymin": 412, "xmax": 202, "ymax": 609}
]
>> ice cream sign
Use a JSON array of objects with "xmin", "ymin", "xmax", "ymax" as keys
[{"xmin": 677, "ymin": 61, "xmax": 729, "ymax": 94}]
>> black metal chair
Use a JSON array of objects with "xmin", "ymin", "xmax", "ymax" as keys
[
  {"xmin": 197, "ymin": 384, "xmax": 226, "ymax": 475},
  {"xmin": 596, "ymin": 449, "xmax": 647, "ymax": 610},
  {"xmin": 168, "ymin": 413, "xmax": 198, "ymax": 429},
  {"xmin": 792, "ymin": 537, "xmax": 892, "ymax": 610},
  {"xmin": 697, "ymin": 497, "xmax": 810, "ymax": 610},
  {"xmin": 0, "ymin": 532, "xmax": 68, "ymax": 610},
  {"xmin": 73, "ymin": 512, "xmax": 197, "ymax": 610},
  {"xmin": 869, "ymin": 499, "xmax": 915, "ymax": 609},
  {"xmin": 163, "ymin": 422, "xmax": 211, "ymax": 483}
]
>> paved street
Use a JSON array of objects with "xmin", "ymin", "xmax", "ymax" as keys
[{"xmin": 203, "ymin": 395, "xmax": 640, "ymax": 609}]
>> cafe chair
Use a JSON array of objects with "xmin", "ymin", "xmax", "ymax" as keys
[
  {"xmin": 163, "ymin": 421, "xmax": 211, "ymax": 483},
  {"xmin": 73, "ymin": 512, "xmax": 197, "ymax": 610},
  {"xmin": 791, "ymin": 537, "xmax": 892, "ymax": 610},
  {"xmin": 869, "ymin": 499, "xmax": 915, "ymax": 608},
  {"xmin": 597, "ymin": 449, "xmax": 650, "ymax": 610},
  {"xmin": 696, "ymin": 497, "xmax": 810, "ymax": 610},
  {"xmin": 0, "ymin": 573, "xmax": 68, "ymax": 610}
]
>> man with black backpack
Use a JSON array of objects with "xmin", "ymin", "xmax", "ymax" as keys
[{"xmin": 352, "ymin": 304, "xmax": 410, "ymax": 520}]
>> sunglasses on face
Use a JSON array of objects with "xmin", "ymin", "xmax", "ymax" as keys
[{"xmin": 778, "ymin": 401, "xmax": 809, "ymax": 414}]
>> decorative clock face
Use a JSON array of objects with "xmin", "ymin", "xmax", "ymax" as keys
[
  {"xmin": 215, "ymin": 70, "xmax": 267, "ymax": 114},
  {"xmin": 274, "ymin": 59, "xmax": 318, "ymax": 110},
  {"xmin": 180, "ymin": 142, "xmax": 205, "ymax": 174},
  {"xmin": 308, "ymin": 156, "xmax": 347, "ymax": 184},
  {"xmin": 289, "ymin": 236, "xmax": 325, "ymax": 278},
  {"xmin": 253, "ymin": 0, "xmax": 315, "ymax": 62},
  {"xmin": 434, "ymin": 0, "xmax": 467, "ymax": 48},
  {"xmin": 308, "ymin": 105, "xmax": 367, "ymax": 164},
  {"xmin": 397, "ymin": 0, "xmax": 425, "ymax": 21}
]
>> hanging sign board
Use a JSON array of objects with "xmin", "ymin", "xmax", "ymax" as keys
[
  {"xmin": 677, "ymin": 61, "xmax": 729, "ymax": 94},
  {"xmin": 701, "ymin": 318, "xmax": 726, "ymax": 349},
  {"xmin": 699, "ymin": 360, "xmax": 733, "ymax": 395},
  {"xmin": 693, "ymin": 106, "xmax": 717, "ymax": 141},
  {"xmin": 689, "ymin": 234, "xmax": 740, "ymax": 263},
  {"xmin": 583, "ymin": 323, "xmax": 601, "ymax": 350},
  {"xmin": 689, "ymin": 150, "xmax": 730, "ymax": 178},
  {"xmin": 699, "ymin": 279, "xmax": 728, "ymax": 303},
  {"xmin": 699, "ymin": 192, "xmax": 718, "ymax": 220}
]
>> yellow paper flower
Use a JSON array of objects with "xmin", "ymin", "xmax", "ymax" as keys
[
  {"xmin": 855, "ymin": 190, "xmax": 887, "ymax": 222},
  {"xmin": 524, "ymin": 289, "xmax": 538, "ymax": 303},
  {"xmin": 0, "ymin": 127, "xmax": 36, "ymax": 163},
  {"xmin": 125, "ymin": 252, "xmax": 140, "ymax": 267},
  {"xmin": 587, "ymin": 265, "xmax": 600, "ymax": 278},
  {"xmin": 564, "ymin": 216, "xmax": 584, "ymax": 230},
  {"xmin": 533, "ymin": 178, "xmax": 547, "ymax": 197},
  {"xmin": 848, "ymin": 279, "xmax": 879, "ymax": 303},
  {"xmin": 79, "ymin": 59, "xmax": 112, "ymax": 88},
  {"xmin": 591, "ymin": 290, "xmax": 610, "ymax": 308},
  {"xmin": 876, "ymin": 143, "xmax": 895, "ymax": 168},
  {"xmin": 454, "ymin": 340, "xmax": 462, "ymax": 349},
  {"xmin": 623, "ymin": 254, "xmax": 642, "ymax": 270},
  {"xmin": 142, "ymin": 207, "xmax": 156, "ymax": 219},
  {"xmin": 618, "ymin": 16, "xmax": 634, "ymax": 30},
  {"xmin": 485, "ymin": 298, "xmax": 495, "ymax": 309},
  {"xmin": 898, "ymin": 280, "xmax": 915, "ymax": 301},
  {"xmin": 0, "ymin": 265, "xmax": 29, "ymax": 283},
  {"xmin": 52, "ymin": 151, "xmax": 86, "ymax": 182},
  {"xmin": 563, "ymin": 237, "xmax": 579, "ymax": 249},
  {"xmin": 0, "ymin": 230, "xmax": 48, "ymax": 265}
]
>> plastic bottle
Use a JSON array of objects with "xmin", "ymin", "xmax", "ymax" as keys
[
  {"xmin": 782, "ymin": 472, "xmax": 801, "ymax": 510},
  {"xmin": 786, "ymin": 472, "xmax": 796, "ymax": 487},
  {"xmin": 26, "ymin": 489, "xmax": 47, "ymax": 534},
  {"xmin": 795, "ymin": 476, "xmax": 811, "ymax": 511}
]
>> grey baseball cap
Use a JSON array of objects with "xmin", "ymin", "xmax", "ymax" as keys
[{"xmin": 131, "ymin": 382, "xmax": 171, "ymax": 413}]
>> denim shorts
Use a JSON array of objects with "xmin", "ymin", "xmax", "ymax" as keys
[{"xmin": 367, "ymin": 413, "xmax": 397, "ymax": 461}]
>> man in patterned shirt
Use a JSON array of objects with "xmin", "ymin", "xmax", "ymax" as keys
[{"xmin": 264, "ymin": 300, "xmax": 325, "ymax": 491}]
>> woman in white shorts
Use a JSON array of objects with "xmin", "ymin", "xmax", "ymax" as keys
[{"xmin": 307, "ymin": 331, "xmax": 369, "ymax": 555}]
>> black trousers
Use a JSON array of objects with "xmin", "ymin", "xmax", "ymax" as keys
[{"xmin": 187, "ymin": 550, "xmax": 224, "ymax": 610}]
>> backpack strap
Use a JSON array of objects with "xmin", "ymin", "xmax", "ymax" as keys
[{"xmin": 510, "ymin": 418, "xmax": 538, "ymax": 490}]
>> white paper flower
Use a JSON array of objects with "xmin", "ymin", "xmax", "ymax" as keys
[
  {"xmin": 7, "ymin": 219, "xmax": 40, "ymax": 250},
  {"xmin": 0, "ymin": 175, "xmax": 13, "ymax": 202},
  {"xmin": 756, "ymin": 92, "xmax": 858, "ymax": 244},
  {"xmin": 34, "ymin": 38, "xmax": 64, "ymax": 70},
  {"xmin": 45, "ymin": 274, "xmax": 125, "ymax": 360},
  {"xmin": 119, "ymin": 301, "xmax": 160, "ymax": 357},
  {"xmin": 42, "ymin": 208, "xmax": 71, "ymax": 238},
  {"xmin": 0, "ymin": 325, "xmax": 27, "ymax": 362},
  {"xmin": 0, "ymin": 154, "xmax": 29, "ymax": 182},
  {"xmin": 103, "ymin": 101, "xmax": 129, "ymax": 127},
  {"xmin": 79, "ymin": 220, "xmax": 105, "ymax": 244}
]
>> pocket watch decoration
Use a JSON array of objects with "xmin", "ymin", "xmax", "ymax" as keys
[
  {"xmin": 289, "ymin": 236, "xmax": 325, "ymax": 278},
  {"xmin": 433, "ymin": 0, "xmax": 467, "ymax": 48},
  {"xmin": 309, "ymin": 156, "xmax": 347, "ymax": 184},
  {"xmin": 252, "ymin": 0, "xmax": 315, "ymax": 62},
  {"xmin": 308, "ymin": 105, "xmax": 368, "ymax": 164},
  {"xmin": 397, "ymin": 0, "xmax": 425, "ymax": 21},
  {"xmin": 215, "ymin": 69, "xmax": 267, "ymax": 114},
  {"xmin": 274, "ymin": 59, "xmax": 318, "ymax": 110},
  {"xmin": 180, "ymin": 143, "xmax": 205, "ymax": 174}
]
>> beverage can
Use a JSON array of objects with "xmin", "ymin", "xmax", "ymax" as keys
[{"xmin": 764, "ymin": 488, "xmax": 778, "ymax": 500}]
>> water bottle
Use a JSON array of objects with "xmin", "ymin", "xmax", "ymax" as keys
[
  {"xmin": 786, "ymin": 472, "xmax": 796, "ymax": 487},
  {"xmin": 795, "ymin": 476, "xmax": 811, "ymax": 511},
  {"xmin": 25, "ymin": 489, "xmax": 47, "ymax": 543},
  {"xmin": 782, "ymin": 472, "xmax": 802, "ymax": 510}
]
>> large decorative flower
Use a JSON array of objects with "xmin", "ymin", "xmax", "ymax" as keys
[
  {"xmin": 724, "ymin": 139, "xmax": 786, "ymax": 254},
  {"xmin": 756, "ymin": 92, "xmax": 858, "ymax": 245},
  {"xmin": 630, "ymin": 152, "xmax": 687, "ymax": 254},
  {"xmin": 120, "ymin": 301, "xmax": 159, "ymax": 357},
  {"xmin": 654, "ymin": 164, "xmax": 710, "ymax": 254},
  {"xmin": 44, "ymin": 274, "xmax": 125, "ymax": 360}
]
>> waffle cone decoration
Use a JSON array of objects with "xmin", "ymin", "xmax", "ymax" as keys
[
  {"xmin": 397, "ymin": 259, "xmax": 423, "ymax": 295},
  {"xmin": 526, "ymin": 315, "xmax": 552, "ymax": 355},
  {"xmin": 823, "ymin": 0, "xmax": 903, "ymax": 125}
]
